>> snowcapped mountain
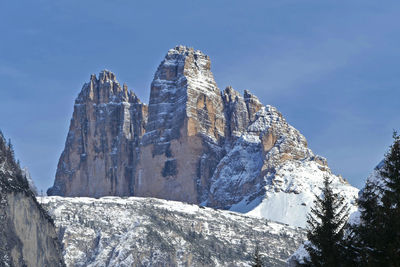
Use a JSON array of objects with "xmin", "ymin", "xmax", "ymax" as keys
[
  {"xmin": 47, "ymin": 45, "xmax": 359, "ymax": 228},
  {"xmin": 40, "ymin": 196, "xmax": 305, "ymax": 267}
]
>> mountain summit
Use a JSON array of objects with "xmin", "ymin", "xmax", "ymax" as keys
[{"xmin": 47, "ymin": 46, "xmax": 358, "ymax": 227}]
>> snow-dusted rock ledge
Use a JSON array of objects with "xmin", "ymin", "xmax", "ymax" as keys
[{"xmin": 40, "ymin": 196, "xmax": 306, "ymax": 267}]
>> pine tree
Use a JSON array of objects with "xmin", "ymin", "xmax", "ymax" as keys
[
  {"xmin": 353, "ymin": 132, "xmax": 400, "ymax": 266},
  {"xmin": 378, "ymin": 132, "xmax": 400, "ymax": 265},
  {"xmin": 352, "ymin": 179, "xmax": 384, "ymax": 266},
  {"xmin": 251, "ymin": 245, "xmax": 263, "ymax": 267},
  {"xmin": 304, "ymin": 176, "xmax": 350, "ymax": 267}
]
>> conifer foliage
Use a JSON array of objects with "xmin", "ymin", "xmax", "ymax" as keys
[
  {"xmin": 379, "ymin": 132, "xmax": 400, "ymax": 264},
  {"xmin": 304, "ymin": 176, "xmax": 350, "ymax": 267},
  {"xmin": 353, "ymin": 178, "xmax": 383, "ymax": 265},
  {"xmin": 251, "ymin": 245, "xmax": 263, "ymax": 267},
  {"xmin": 0, "ymin": 130, "xmax": 28, "ymax": 192},
  {"xmin": 354, "ymin": 132, "xmax": 400, "ymax": 266}
]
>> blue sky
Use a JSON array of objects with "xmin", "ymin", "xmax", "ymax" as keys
[{"xmin": 1, "ymin": 1, "xmax": 399, "ymax": 191}]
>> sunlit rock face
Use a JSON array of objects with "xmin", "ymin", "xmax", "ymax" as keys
[
  {"xmin": 136, "ymin": 46, "xmax": 226, "ymax": 204},
  {"xmin": 48, "ymin": 46, "xmax": 358, "ymax": 227},
  {"xmin": 47, "ymin": 70, "xmax": 147, "ymax": 197}
]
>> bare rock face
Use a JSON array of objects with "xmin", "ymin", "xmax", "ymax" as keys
[
  {"xmin": 48, "ymin": 46, "xmax": 358, "ymax": 227},
  {"xmin": 137, "ymin": 46, "xmax": 226, "ymax": 203},
  {"xmin": 0, "ymin": 133, "xmax": 65, "ymax": 267},
  {"xmin": 47, "ymin": 70, "xmax": 147, "ymax": 197}
]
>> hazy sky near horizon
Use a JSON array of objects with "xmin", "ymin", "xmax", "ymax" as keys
[{"xmin": 1, "ymin": 1, "xmax": 399, "ymax": 191}]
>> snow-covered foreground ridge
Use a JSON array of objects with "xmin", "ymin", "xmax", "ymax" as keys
[{"xmin": 40, "ymin": 196, "xmax": 306, "ymax": 267}]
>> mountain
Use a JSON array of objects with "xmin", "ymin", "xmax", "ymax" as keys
[
  {"xmin": 0, "ymin": 133, "xmax": 65, "ymax": 266},
  {"xmin": 47, "ymin": 71, "xmax": 147, "ymax": 197},
  {"xmin": 40, "ymin": 196, "xmax": 306, "ymax": 267},
  {"xmin": 47, "ymin": 46, "xmax": 358, "ymax": 228}
]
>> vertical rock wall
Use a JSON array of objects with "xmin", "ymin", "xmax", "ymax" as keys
[
  {"xmin": 136, "ymin": 46, "xmax": 226, "ymax": 203},
  {"xmin": 48, "ymin": 71, "xmax": 147, "ymax": 197}
]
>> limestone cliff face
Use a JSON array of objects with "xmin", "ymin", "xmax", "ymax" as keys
[
  {"xmin": 48, "ymin": 71, "xmax": 147, "ymax": 197},
  {"xmin": 48, "ymin": 46, "xmax": 358, "ymax": 227},
  {"xmin": 137, "ymin": 46, "xmax": 226, "ymax": 203},
  {"xmin": 0, "ymin": 133, "xmax": 64, "ymax": 267}
]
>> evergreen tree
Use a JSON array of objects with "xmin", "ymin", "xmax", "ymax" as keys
[
  {"xmin": 352, "ymin": 179, "xmax": 384, "ymax": 266},
  {"xmin": 304, "ymin": 176, "xmax": 350, "ymax": 267},
  {"xmin": 251, "ymin": 245, "xmax": 263, "ymax": 267},
  {"xmin": 353, "ymin": 132, "xmax": 400, "ymax": 266},
  {"xmin": 378, "ymin": 132, "xmax": 400, "ymax": 265},
  {"xmin": 340, "ymin": 227, "xmax": 360, "ymax": 267}
]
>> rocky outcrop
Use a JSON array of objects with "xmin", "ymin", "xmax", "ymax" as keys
[
  {"xmin": 48, "ymin": 45, "xmax": 358, "ymax": 227},
  {"xmin": 222, "ymin": 87, "xmax": 263, "ymax": 139},
  {"xmin": 41, "ymin": 196, "xmax": 306, "ymax": 267},
  {"xmin": 0, "ymin": 133, "xmax": 64, "ymax": 266},
  {"xmin": 48, "ymin": 70, "xmax": 147, "ymax": 197}
]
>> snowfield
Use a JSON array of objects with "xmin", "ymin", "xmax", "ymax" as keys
[{"xmin": 40, "ymin": 196, "xmax": 306, "ymax": 267}]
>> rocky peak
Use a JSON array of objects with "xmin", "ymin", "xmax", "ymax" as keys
[
  {"xmin": 144, "ymin": 45, "xmax": 223, "ymax": 146},
  {"xmin": 244, "ymin": 89, "xmax": 263, "ymax": 122},
  {"xmin": 163, "ymin": 46, "xmax": 215, "ymax": 86},
  {"xmin": 223, "ymin": 86, "xmax": 241, "ymax": 102},
  {"xmin": 222, "ymin": 87, "xmax": 264, "ymax": 138},
  {"xmin": 98, "ymin": 69, "xmax": 117, "ymax": 82},
  {"xmin": 48, "ymin": 71, "xmax": 146, "ymax": 197},
  {"xmin": 76, "ymin": 70, "xmax": 139, "ymax": 105},
  {"xmin": 136, "ymin": 46, "xmax": 226, "ymax": 204},
  {"xmin": 222, "ymin": 86, "xmax": 250, "ymax": 138}
]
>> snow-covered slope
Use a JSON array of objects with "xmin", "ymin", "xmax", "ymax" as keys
[{"xmin": 40, "ymin": 196, "xmax": 306, "ymax": 267}]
